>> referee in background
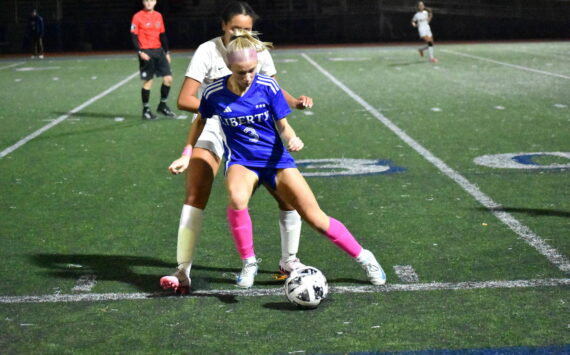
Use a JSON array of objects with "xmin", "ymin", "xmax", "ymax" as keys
[{"xmin": 131, "ymin": 0, "xmax": 177, "ymax": 120}]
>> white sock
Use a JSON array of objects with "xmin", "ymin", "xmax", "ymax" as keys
[
  {"xmin": 244, "ymin": 256, "xmax": 257, "ymax": 264},
  {"xmin": 279, "ymin": 210, "xmax": 302, "ymax": 262},
  {"xmin": 355, "ymin": 249, "xmax": 370, "ymax": 263},
  {"xmin": 177, "ymin": 204, "xmax": 204, "ymax": 277},
  {"xmin": 428, "ymin": 46, "xmax": 434, "ymax": 59}
]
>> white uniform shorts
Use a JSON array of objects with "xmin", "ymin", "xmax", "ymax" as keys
[
  {"xmin": 194, "ymin": 115, "xmax": 225, "ymax": 159},
  {"xmin": 418, "ymin": 25, "xmax": 432, "ymax": 38}
]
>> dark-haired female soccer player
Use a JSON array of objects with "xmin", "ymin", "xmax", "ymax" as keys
[
  {"xmin": 160, "ymin": 1, "xmax": 312, "ymax": 293},
  {"xmin": 168, "ymin": 30, "xmax": 386, "ymax": 289},
  {"xmin": 411, "ymin": 1, "xmax": 438, "ymax": 63}
]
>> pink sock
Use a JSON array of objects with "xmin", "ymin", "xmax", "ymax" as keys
[
  {"xmin": 227, "ymin": 207, "xmax": 255, "ymax": 259},
  {"xmin": 322, "ymin": 217, "xmax": 363, "ymax": 258}
]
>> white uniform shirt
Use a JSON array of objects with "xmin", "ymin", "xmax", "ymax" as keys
[
  {"xmin": 412, "ymin": 11, "xmax": 432, "ymax": 38},
  {"xmin": 185, "ymin": 36, "xmax": 277, "ymax": 96}
]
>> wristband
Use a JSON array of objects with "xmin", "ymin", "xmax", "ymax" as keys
[{"xmin": 182, "ymin": 146, "xmax": 192, "ymax": 157}]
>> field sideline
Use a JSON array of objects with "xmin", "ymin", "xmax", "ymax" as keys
[{"xmin": 1, "ymin": 41, "xmax": 569, "ymax": 353}]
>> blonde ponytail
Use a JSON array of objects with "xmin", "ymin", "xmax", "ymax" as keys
[{"xmin": 227, "ymin": 29, "xmax": 273, "ymax": 53}]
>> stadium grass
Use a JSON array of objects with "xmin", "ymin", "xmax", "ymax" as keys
[
  {"xmin": 1, "ymin": 42, "xmax": 569, "ymax": 353},
  {"xmin": 0, "ymin": 287, "xmax": 568, "ymax": 354}
]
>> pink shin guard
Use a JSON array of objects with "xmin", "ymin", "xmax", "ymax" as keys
[
  {"xmin": 322, "ymin": 217, "xmax": 363, "ymax": 258},
  {"xmin": 227, "ymin": 207, "xmax": 255, "ymax": 259}
]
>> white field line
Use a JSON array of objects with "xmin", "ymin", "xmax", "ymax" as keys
[
  {"xmin": 440, "ymin": 49, "xmax": 570, "ymax": 80},
  {"xmin": 0, "ymin": 71, "xmax": 139, "ymax": 159},
  {"xmin": 1, "ymin": 278, "xmax": 568, "ymax": 304},
  {"xmin": 301, "ymin": 53, "xmax": 570, "ymax": 274},
  {"xmin": 393, "ymin": 265, "xmax": 419, "ymax": 283},
  {"xmin": 0, "ymin": 62, "xmax": 25, "ymax": 70},
  {"xmin": 72, "ymin": 275, "xmax": 97, "ymax": 292}
]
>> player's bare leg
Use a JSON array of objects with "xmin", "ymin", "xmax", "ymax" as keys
[
  {"xmin": 226, "ymin": 165, "xmax": 259, "ymax": 288},
  {"xmin": 160, "ymin": 148, "xmax": 220, "ymax": 294},
  {"xmin": 422, "ymin": 36, "xmax": 438, "ymax": 62},
  {"xmin": 274, "ymin": 168, "xmax": 386, "ymax": 285}
]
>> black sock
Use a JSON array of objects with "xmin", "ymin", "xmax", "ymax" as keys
[
  {"xmin": 141, "ymin": 88, "xmax": 151, "ymax": 110},
  {"xmin": 160, "ymin": 84, "xmax": 170, "ymax": 103}
]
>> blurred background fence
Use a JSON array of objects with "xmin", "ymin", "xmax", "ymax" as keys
[{"xmin": 2, "ymin": 0, "xmax": 569, "ymax": 54}]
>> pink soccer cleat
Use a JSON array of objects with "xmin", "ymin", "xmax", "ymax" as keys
[
  {"xmin": 430, "ymin": 58, "xmax": 439, "ymax": 63},
  {"xmin": 160, "ymin": 269, "xmax": 190, "ymax": 294}
]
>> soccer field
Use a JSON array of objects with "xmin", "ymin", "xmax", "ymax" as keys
[{"xmin": 0, "ymin": 41, "xmax": 569, "ymax": 354}]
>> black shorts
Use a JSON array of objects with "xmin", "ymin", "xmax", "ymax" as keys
[{"xmin": 138, "ymin": 48, "xmax": 172, "ymax": 80}]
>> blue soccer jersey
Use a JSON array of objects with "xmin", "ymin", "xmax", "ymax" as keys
[{"xmin": 199, "ymin": 74, "xmax": 295, "ymax": 169}]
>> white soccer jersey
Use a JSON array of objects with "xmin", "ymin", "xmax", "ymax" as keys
[
  {"xmin": 185, "ymin": 36, "xmax": 277, "ymax": 96},
  {"xmin": 413, "ymin": 11, "xmax": 432, "ymax": 38}
]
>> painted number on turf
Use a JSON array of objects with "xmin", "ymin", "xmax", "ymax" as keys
[
  {"xmin": 297, "ymin": 158, "xmax": 405, "ymax": 177},
  {"xmin": 474, "ymin": 152, "xmax": 570, "ymax": 169}
]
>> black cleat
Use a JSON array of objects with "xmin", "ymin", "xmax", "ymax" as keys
[
  {"xmin": 157, "ymin": 103, "xmax": 177, "ymax": 118},
  {"xmin": 142, "ymin": 108, "xmax": 158, "ymax": 120}
]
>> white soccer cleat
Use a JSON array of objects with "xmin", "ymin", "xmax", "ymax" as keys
[
  {"xmin": 160, "ymin": 269, "xmax": 190, "ymax": 294},
  {"xmin": 279, "ymin": 257, "xmax": 306, "ymax": 275},
  {"xmin": 236, "ymin": 260, "xmax": 258, "ymax": 288},
  {"xmin": 357, "ymin": 249, "xmax": 386, "ymax": 285}
]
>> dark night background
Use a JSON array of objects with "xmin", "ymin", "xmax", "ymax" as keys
[{"xmin": 2, "ymin": 0, "xmax": 569, "ymax": 54}]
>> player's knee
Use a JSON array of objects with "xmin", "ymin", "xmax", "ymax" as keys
[
  {"xmin": 226, "ymin": 189, "xmax": 251, "ymax": 210},
  {"xmin": 163, "ymin": 76, "xmax": 173, "ymax": 86},
  {"xmin": 228, "ymin": 197, "xmax": 249, "ymax": 211}
]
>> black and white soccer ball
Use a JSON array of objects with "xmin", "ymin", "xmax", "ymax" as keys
[{"xmin": 284, "ymin": 266, "xmax": 328, "ymax": 308}]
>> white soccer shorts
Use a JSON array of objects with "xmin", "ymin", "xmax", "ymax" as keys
[
  {"xmin": 194, "ymin": 115, "xmax": 225, "ymax": 159},
  {"xmin": 418, "ymin": 25, "xmax": 433, "ymax": 38}
]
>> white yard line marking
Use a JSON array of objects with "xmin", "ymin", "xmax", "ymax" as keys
[
  {"xmin": 440, "ymin": 49, "xmax": 570, "ymax": 80},
  {"xmin": 72, "ymin": 275, "xmax": 97, "ymax": 292},
  {"xmin": 1, "ymin": 278, "xmax": 568, "ymax": 304},
  {"xmin": 0, "ymin": 71, "xmax": 139, "ymax": 159},
  {"xmin": 301, "ymin": 53, "xmax": 570, "ymax": 274},
  {"xmin": 393, "ymin": 265, "xmax": 419, "ymax": 283},
  {"xmin": 0, "ymin": 62, "xmax": 25, "ymax": 70}
]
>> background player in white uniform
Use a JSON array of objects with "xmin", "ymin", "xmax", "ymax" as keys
[
  {"xmin": 170, "ymin": 30, "xmax": 386, "ymax": 288},
  {"xmin": 160, "ymin": 1, "xmax": 313, "ymax": 294},
  {"xmin": 411, "ymin": 1, "xmax": 438, "ymax": 63}
]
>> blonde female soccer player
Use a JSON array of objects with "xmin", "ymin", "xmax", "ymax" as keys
[
  {"xmin": 168, "ymin": 30, "xmax": 386, "ymax": 289},
  {"xmin": 160, "ymin": 1, "xmax": 313, "ymax": 294},
  {"xmin": 411, "ymin": 1, "xmax": 438, "ymax": 63}
]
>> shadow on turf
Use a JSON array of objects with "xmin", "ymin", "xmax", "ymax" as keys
[
  {"xmin": 30, "ymin": 254, "xmax": 174, "ymax": 292},
  {"xmin": 387, "ymin": 60, "xmax": 426, "ymax": 67},
  {"xmin": 29, "ymin": 253, "xmax": 306, "ymax": 292},
  {"xmin": 30, "ymin": 254, "xmax": 367, "ymax": 305},
  {"xmin": 481, "ymin": 207, "xmax": 570, "ymax": 218}
]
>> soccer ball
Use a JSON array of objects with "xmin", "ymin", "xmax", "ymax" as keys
[{"xmin": 284, "ymin": 266, "xmax": 328, "ymax": 308}]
